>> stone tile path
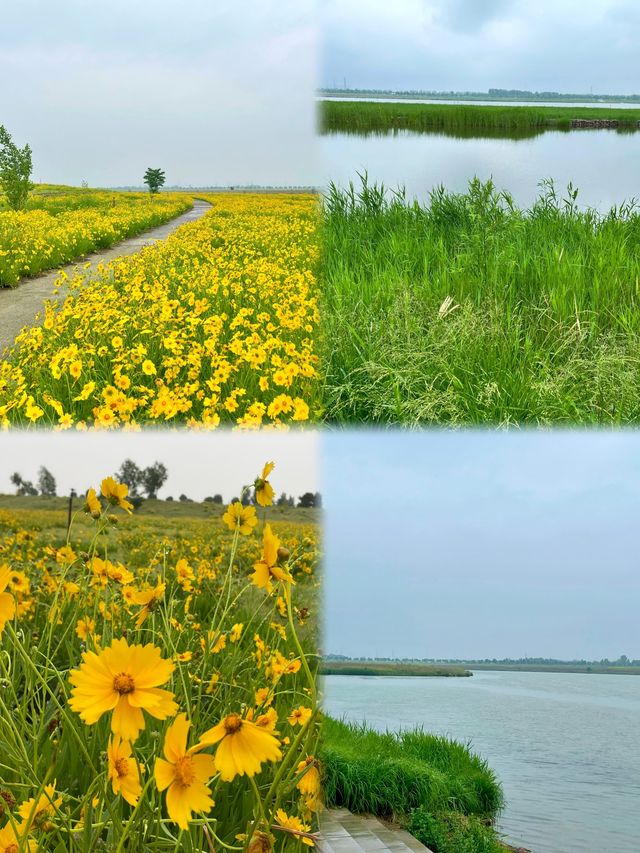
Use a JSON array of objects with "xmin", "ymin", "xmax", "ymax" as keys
[{"xmin": 319, "ymin": 809, "xmax": 434, "ymax": 853}]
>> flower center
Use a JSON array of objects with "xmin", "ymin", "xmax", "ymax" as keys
[
  {"xmin": 6, "ymin": 844, "xmax": 18, "ymax": 853},
  {"xmin": 223, "ymin": 714, "xmax": 243, "ymax": 735},
  {"xmin": 113, "ymin": 672, "xmax": 135, "ymax": 694},
  {"xmin": 115, "ymin": 757, "xmax": 129, "ymax": 778},
  {"xmin": 174, "ymin": 755, "xmax": 195, "ymax": 787}
]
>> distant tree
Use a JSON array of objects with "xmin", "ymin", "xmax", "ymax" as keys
[
  {"xmin": 212, "ymin": 494, "xmax": 223, "ymax": 505},
  {"xmin": 179, "ymin": 494, "xmax": 188, "ymax": 502},
  {"xmin": 0, "ymin": 125, "xmax": 33, "ymax": 210},
  {"xmin": 203, "ymin": 496, "xmax": 215, "ymax": 503},
  {"xmin": 116, "ymin": 459, "xmax": 143, "ymax": 495},
  {"xmin": 314, "ymin": 491, "xmax": 322, "ymax": 508},
  {"xmin": 165, "ymin": 496, "xmax": 174, "ymax": 502},
  {"xmin": 143, "ymin": 167, "xmax": 166, "ymax": 194},
  {"xmin": 277, "ymin": 492, "xmax": 289, "ymax": 507},
  {"xmin": 37, "ymin": 466, "xmax": 57, "ymax": 497},
  {"xmin": 297, "ymin": 492, "xmax": 317, "ymax": 508},
  {"xmin": 140, "ymin": 462, "xmax": 168, "ymax": 499},
  {"xmin": 10, "ymin": 472, "xmax": 38, "ymax": 496}
]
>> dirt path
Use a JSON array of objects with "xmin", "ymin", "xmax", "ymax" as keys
[{"xmin": 0, "ymin": 199, "xmax": 212, "ymax": 357}]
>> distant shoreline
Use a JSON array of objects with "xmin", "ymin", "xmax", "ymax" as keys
[{"xmin": 324, "ymin": 659, "xmax": 640, "ymax": 676}]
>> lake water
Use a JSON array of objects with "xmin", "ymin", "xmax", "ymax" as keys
[
  {"xmin": 321, "ymin": 129, "xmax": 640, "ymax": 210},
  {"xmin": 322, "ymin": 97, "xmax": 640, "ymax": 109},
  {"xmin": 323, "ymin": 671, "xmax": 640, "ymax": 853}
]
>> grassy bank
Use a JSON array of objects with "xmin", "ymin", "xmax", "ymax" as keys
[
  {"xmin": 322, "ymin": 661, "xmax": 471, "ymax": 677},
  {"xmin": 322, "ymin": 718, "xmax": 506, "ymax": 852},
  {"xmin": 322, "ymin": 176, "xmax": 640, "ymax": 425},
  {"xmin": 320, "ymin": 99, "xmax": 640, "ymax": 136}
]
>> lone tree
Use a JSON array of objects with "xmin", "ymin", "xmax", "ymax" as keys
[
  {"xmin": 37, "ymin": 466, "xmax": 57, "ymax": 497},
  {"xmin": 140, "ymin": 462, "xmax": 168, "ymax": 499},
  {"xmin": 0, "ymin": 125, "xmax": 33, "ymax": 210},
  {"xmin": 116, "ymin": 459, "xmax": 143, "ymax": 496},
  {"xmin": 143, "ymin": 167, "xmax": 166, "ymax": 194}
]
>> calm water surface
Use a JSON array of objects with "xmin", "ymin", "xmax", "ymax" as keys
[
  {"xmin": 321, "ymin": 130, "xmax": 640, "ymax": 210},
  {"xmin": 323, "ymin": 671, "xmax": 640, "ymax": 853}
]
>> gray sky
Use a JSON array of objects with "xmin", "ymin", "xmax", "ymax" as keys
[
  {"xmin": 322, "ymin": 0, "xmax": 639, "ymax": 94},
  {"xmin": 0, "ymin": 0, "xmax": 318, "ymax": 187},
  {"xmin": 324, "ymin": 430, "xmax": 640, "ymax": 661},
  {"xmin": 0, "ymin": 431, "xmax": 318, "ymax": 502}
]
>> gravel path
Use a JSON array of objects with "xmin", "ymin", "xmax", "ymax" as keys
[{"xmin": 0, "ymin": 199, "xmax": 212, "ymax": 357}]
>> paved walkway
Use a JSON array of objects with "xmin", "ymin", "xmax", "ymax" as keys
[
  {"xmin": 0, "ymin": 199, "xmax": 212, "ymax": 357},
  {"xmin": 319, "ymin": 809, "xmax": 434, "ymax": 853}
]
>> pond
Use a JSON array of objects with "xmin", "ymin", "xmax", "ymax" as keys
[{"xmin": 321, "ymin": 128, "xmax": 640, "ymax": 210}]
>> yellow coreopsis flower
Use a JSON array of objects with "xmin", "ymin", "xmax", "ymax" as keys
[
  {"xmin": 254, "ymin": 462, "xmax": 275, "ymax": 507},
  {"xmin": 107, "ymin": 734, "xmax": 143, "ymax": 806},
  {"xmin": 69, "ymin": 637, "xmax": 177, "ymax": 741},
  {"xmin": 18, "ymin": 783, "xmax": 62, "ymax": 832},
  {"xmin": 155, "ymin": 713, "xmax": 216, "ymax": 830},
  {"xmin": 83, "ymin": 487, "xmax": 102, "ymax": 519},
  {"xmin": 250, "ymin": 525, "xmax": 294, "ymax": 593},
  {"xmin": 0, "ymin": 820, "xmax": 35, "ymax": 852},
  {"xmin": 222, "ymin": 501, "xmax": 258, "ymax": 535},
  {"xmin": 274, "ymin": 809, "xmax": 314, "ymax": 846},
  {"xmin": 132, "ymin": 581, "xmax": 165, "ymax": 627},
  {"xmin": 0, "ymin": 567, "xmax": 16, "ymax": 637},
  {"xmin": 296, "ymin": 757, "xmax": 321, "ymax": 799},
  {"xmin": 288, "ymin": 706, "xmax": 312, "ymax": 727},
  {"xmin": 100, "ymin": 477, "xmax": 133, "ymax": 513},
  {"xmin": 198, "ymin": 713, "xmax": 282, "ymax": 781}
]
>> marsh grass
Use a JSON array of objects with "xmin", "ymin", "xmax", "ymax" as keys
[
  {"xmin": 322, "ymin": 175, "xmax": 640, "ymax": 425},
  {"xmin": 321, "ymin": 718, "xmax": 503, "ymax": 819},
  {"xmin": 320, "ymin": 100, "xmax": 640, "ymax": 136}
]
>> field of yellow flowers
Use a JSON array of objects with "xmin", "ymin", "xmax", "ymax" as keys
[
  {"xmin": 0, "ymin": 193, "xmax": 319, "ymax": 428},
  {"xmin": 0, "ymin": 188, "xmax": 192, "ymax": 287},
  {"xmin": 0, "ymin": 461, "xmax": 321, "ymax": 851}
]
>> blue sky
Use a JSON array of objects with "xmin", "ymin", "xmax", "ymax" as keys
[
  {"xmin": 0, "ymin": 1, "xmax": 317, "ymax": 186},
  {"xmin": 323, "ymin": 430, "xmax": 640, "ymax": 661},
  {"xmin": 322, "ymin": 0, "xmax": 640, "ymax": 94}
]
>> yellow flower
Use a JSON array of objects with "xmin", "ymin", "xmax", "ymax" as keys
[
  {"xmin": 274, "ymin": 809, "xmax": 313, "ymax": 846},
  {"xmin": 288, "ymin": 706, "xmax": 312, "ymax": 727},
  {"xmin": 230, "ymin": 622, "xmax": 244, "ymax": 643},
  {"xmin": 296, "ymin": 757, "xmax": 321, "ymax": 798},
  {"xmin": 142, "ymin": 359, "xmax": 157, "ymax": 376},
  {"xmin": 0, "ymin": 820, "xmax": 35, "ymax": 852},
  {"xmin": 107, "ymin": 734, "xmax": 143, "ymax": 806},
  {"xmin": 155, "ymin": 713, "xmax": 216, "ymax": 830},
  {"xmin": 100, "ymin": 477, "xmax": 133, "ymax": 513},
  {"xmin": 83, "ymin": 487, "xmax": 102, "ymax": 519},
  {"xmin": 250, "ymin": 525, "xmax": 294, "ymax": 593},
  {"xmin": 254, "ymin": 462, "xmax": 275, "ymax": 507},
  {"xmin": 198, "ymin": 713, "xmax": 282, "ymax": 781},
  {"xmin": 75, "ymin": 617, "xmax": 95, "ymax": 641},
  {"xmin": 132, "ymin": 581, "xmax": 165, "ymax": 627},
  {"xmin": 18, "ymin": 783, "xmax": 62, "ymax": 832},
  {"xmin": 222, "ymin": 501, "xmax": 258, "ymax": 535},
  {"xmin": 69, "ymin": 637, "xmax": 177, "ymax": 741},
  {"xmin": 0, "ymin": 566, "xmax": 16, "ymax": 637}
]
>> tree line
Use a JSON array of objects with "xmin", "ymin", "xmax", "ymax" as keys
[{"xmin": 7, "ymin": 459, "xmax": 322, "ymax": 508}]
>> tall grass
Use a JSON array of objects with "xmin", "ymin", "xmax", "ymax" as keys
[
  {"xmin": 321, "ymin": 717, "xmax": 504, "ymax": 819},
  {"xmin": 320, "ymin": 100, "xmax": 640, "ymax": 136},
  {"xmin": 321, "ymin": 175, "xmax": 640, "ymax": 425}
]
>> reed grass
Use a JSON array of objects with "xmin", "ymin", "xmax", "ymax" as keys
[
  {"xmin": 321, "ymin": 175, "xmax": 640, "ymax": 425},
  {"xmin": 320, "ymin": 100, "xmax": 640, "ymax": 136}
]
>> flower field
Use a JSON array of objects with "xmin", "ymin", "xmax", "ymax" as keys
[
  {"xmin": 0, "ymin": 193, "xmax": 319, "ymax": 428},
  {"xmin": 0, "ymin": 189, "xmax": 192, "ymax": 287},
  {"xmin": 0, "ymin": 462, "xmax": 321, "ymax": 850}
]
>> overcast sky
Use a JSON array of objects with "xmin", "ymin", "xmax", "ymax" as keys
[
  {"xmin": 0, "ymin": 0, "xmax": 318, "ymax": 187},
  {"xmin": 322, "ymin": 0, "xmax": 639, "ymax": 94},
  {"xmin": 324, "ymin": 430, "xmax": 640, "ymax": 661},
  {"xmin": 0, "ymin": 431, "xmax": 318, "ymax": 502}
]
